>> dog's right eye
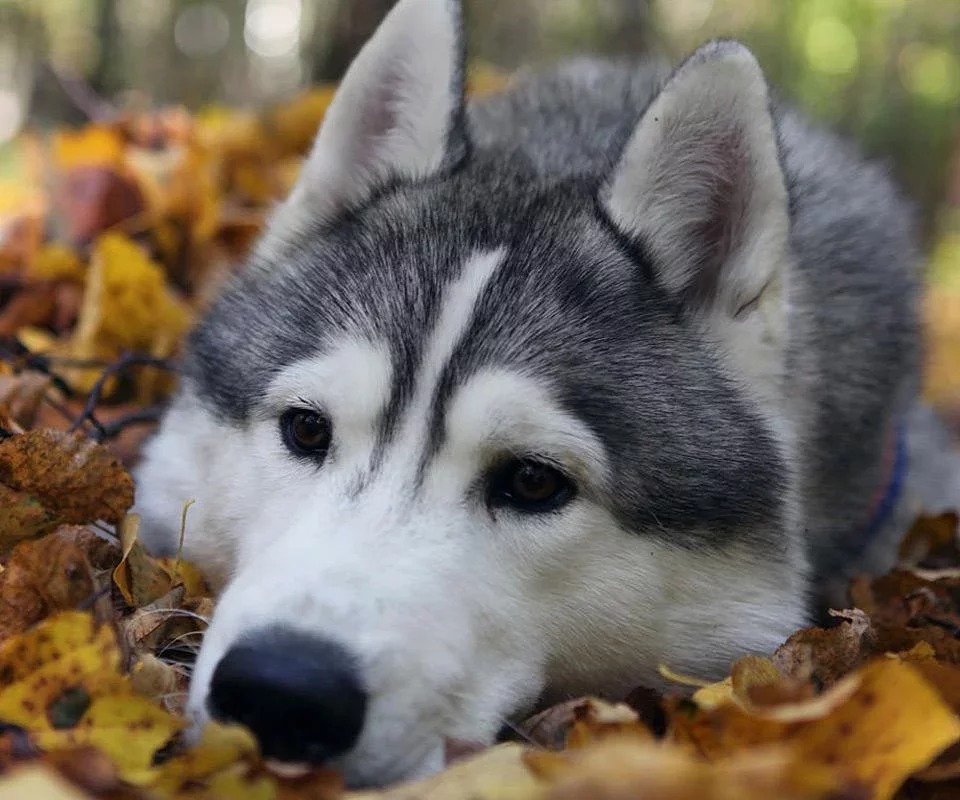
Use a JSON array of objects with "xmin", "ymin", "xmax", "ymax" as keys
[
  {"xmin": 280, "ymin": 409, "xmax": 332, "ymax": 459},
  {"xmin": 487, "ymin": 458, "xmax": 576, "ymax": 514}
]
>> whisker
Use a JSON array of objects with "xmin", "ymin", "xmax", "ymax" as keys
[{"xmin": 134, "ymin": 607, "xmax": 211, "ymax": 625}]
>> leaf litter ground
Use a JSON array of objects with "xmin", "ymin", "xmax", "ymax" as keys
[{"xmin": 0, "ymin": 66, "xmax": 959, "ymax": 800}]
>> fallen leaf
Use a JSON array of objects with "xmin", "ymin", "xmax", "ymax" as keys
[
  {"xmin": 524, "ymin": 741, "xmax": 842, "ymax": 800},
  {"xmin": 0, "ymin": 371, "xmax": 52, "ymax": 431},
  {"xmin": 0, "ymin": 529, "xmax": 96, "ymax": 640},
  {"xmin": 68, "ymin": 233, "xmax": 189, "ymax": 395},
  {"xmin": 0, "ymin": 483, "xmax": 60, "ymax": 553},
  {"xmin": 0, "ymin": 286, "xmax": 57, "ymax": 338},
  {"xmin": 772, "ymin": 608, "xmax": 874, "ymax": 687},
  {"xmin": 564, "ymin": 698, "xmax": 653, "ymax": 749},
  {"xmin": 898, "ymin": 511, "xmax": 960, "ymax": 569},
  {"xmin": 113, "ymin": 515, "xmax": 175, "ymax": 607},
  {"xmin": 0, "ymin": 428, "xmax": 134, "ymax": 526},
  {"xmin": 668, "ymin": 659, "xmax": 960, "ymax": 800},
  {"xmin": 347, "ymin": 743, "xmax": 537, "ymax": 800}
]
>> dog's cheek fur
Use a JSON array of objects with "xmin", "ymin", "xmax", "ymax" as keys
[{"xmin": 134, "ymin": 388, "xmax": 251, "ymax": 590}]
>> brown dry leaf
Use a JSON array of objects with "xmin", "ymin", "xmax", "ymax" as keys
[
  {"xmin": 57, "ymin": 167, "xmax": 147, "ymax": 246},
  {"xmin": 0, "ymin": 428, "xmax": 134, "ymax": 527},
  {"xmin": 564, "ymin": 698, "xmax": 653, "ymax": 749},
  {"xmin": 0, "ymin": 483, "xmax": 59, "ymax": 553},
  {"xmin": 772, "ymin": 608, "xmax": 874, "ymax": 687},
  {"xmin": 0, "ymin": 529, "xmax": 96, "ymax": 641},
  {"xmin": 0, "ymin": 370, "xmax": 52, "ymax": 431},
  {"xmin": 898, "ymin": 511, "xmax": 960, "ymax": 569},
  {"xmin": 851, "ymin": 569, "xmax": 960, "ymax": 662},
  {"xmin": 684, "ymin": 657, "xmax": 795, "ymax": 714},
  {"xmin": 0, "ymin": 199, "xmax": 45, "ymax": 274},
  {"xmin": 50, "ymin": 125, "xmax": 145, "ymax": 245},
  {"xmin": 113, "ymin": 514, "xmax": 207, "ymax": 608},
  {"xmin": 113, "ymin": 514, "xmax": 175, "ymax": 607},
  {"xmin": 119, "ymin": 586, "xmax": 186, "ymax": 654},
  {"xmin": 130, "ymin": 652, "xmax": 181, "ymax": 697},
  {"xmin": 0, "ymin": 285, "xmax": 57, "ymax": 337},
  {"xmin": 669, "ymin": 659, "xmax": 960, "ymax": 800},
  {"xmin": 520, "ymin": 699, "xmax": 596, "ymax": 751}
]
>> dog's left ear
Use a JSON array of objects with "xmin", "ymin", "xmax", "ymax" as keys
[
  {"xmin": 277, "ymin": 0, "xmax": 467, "ymax": 229},
  {"xmin": 601, "ymin": 41, "xmax": 790, "ymax": 317}
]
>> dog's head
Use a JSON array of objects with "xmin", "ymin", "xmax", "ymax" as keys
[{"xmin": 135, "ymin": 0, "xmax": 809, "ymax": 786}]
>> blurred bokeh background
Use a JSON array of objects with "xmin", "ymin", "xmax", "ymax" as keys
[
  {"xmin": 0, "ymin": 0, "xmax": 958, "ymax": 420},
  {"xmin": 1, "ymin": 1, "xmax": 957, "ymax": 247}
]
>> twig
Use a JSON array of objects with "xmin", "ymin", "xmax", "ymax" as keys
[
  {"xmin": 68, "ymin": 353, "xmax": 179, "ymax": 435},
  {"xmin": 94, "ymin": 403, "xmax": 166, "ymax": 442}
]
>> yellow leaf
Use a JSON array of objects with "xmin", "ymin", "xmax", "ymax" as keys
[
  {"xmin": 0, "ymin": 611, "xmax": 111, "ymax": 687},
  {"xmin": 0, "ymin": 640, "xmax": 124, "ymax": 728},
  {"xmin": 347, "ymin": 743, "xmax": 539, "ymax": 800},
  {"xmin": 34, "ymin": 694, "xmax": 184, "ymax": 785},
  {"xmin": 267, "ymin": 86, "xmax": 338, "ymax": 157},
  {"xmin": 52, "ymin": 125, "xmax": 124, "ymax": 170},
  {"xmin": 113, "ymin": 513, "xmax": 174, "ymax": 607},
  {"xmin": 150, "ymin": 722, "xmax": 262, "ymax": 796},
  {"xmin": 68, "ymin": 233, "xmax": 190, "ymax": 393},
  {"xmin": 658, "ymin": 663, "xmax": 713, "ymax": 688},
  {"xmin": 670, "ymin": 659, "xmax": 960, "ymax": 800},
  {"xmin": 27, "ymin": 243, "xmax": 86, "ymax": 284},
  {"xmin": 692, "ymin": 677, "xmax": 734, "ymax": 710},
  {"xmin": 525, "ymin": 740, "xmax": 837, "ymax": 800}
]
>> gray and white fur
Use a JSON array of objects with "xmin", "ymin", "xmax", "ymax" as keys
[{"xmin": 133, "ymin": 0, "xmax": 956, "ymax": 787}]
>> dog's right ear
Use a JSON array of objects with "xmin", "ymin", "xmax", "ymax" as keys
[
  {"xmin": 601, "ymin": 41, "xmax": 790, "ymax": 319},
  {"xmin": 273, "ymin": 0, "xmax": 467, "ymax": 232}
]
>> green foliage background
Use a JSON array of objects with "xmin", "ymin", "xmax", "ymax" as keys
[{"xmin": 0, "ymin": 0, "xmax": 957, "ymax": 275}]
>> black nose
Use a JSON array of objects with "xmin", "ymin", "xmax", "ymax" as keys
[{"xmin": 207, "ymin": 629, "xmax": 367, "ymax": 763}]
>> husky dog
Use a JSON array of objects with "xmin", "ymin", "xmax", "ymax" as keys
[{"xmin": 134, "ymin": 0, "xmax": 951, "ymax": 786}]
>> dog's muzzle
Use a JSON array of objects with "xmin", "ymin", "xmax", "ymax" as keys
[{"xmin": 207, "ymin": 627, "xmax": 368, "ymax": 763}]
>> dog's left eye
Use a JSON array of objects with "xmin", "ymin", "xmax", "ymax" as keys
[
  {"xmin": 488, "ymin": 459, "xmax": 575, "ymax": 513},
  {"xmin": 280, "ymin": 409, "xmax": 332, "ymax": 459}
]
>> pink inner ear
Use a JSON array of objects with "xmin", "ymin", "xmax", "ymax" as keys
[
  {"xmin": 650, "ymin": 114, "xmax": 755, "ymax": 306},
  {"xmin": 686, "ymin": 124, "xmax": 754, "ymax": 303},
  {"xmin": 346, "ymin": 70, "xmax": 404, "ymax": 173}
]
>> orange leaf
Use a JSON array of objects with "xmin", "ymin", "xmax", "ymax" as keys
[{"xmin": 0, "ymin": 428, "xmax": 134, "ymax": 526}]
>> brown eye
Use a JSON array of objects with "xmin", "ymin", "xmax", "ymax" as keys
[
  {"xmin": 488, "ymin": 459, "xmax": 575, "ymax": 513},
  {"xmin": 281, "ymin": 409, "xmax": 332, "ymax": 459}
]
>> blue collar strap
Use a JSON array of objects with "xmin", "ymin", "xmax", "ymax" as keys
[{"xmin": 853, "ymin": 423, "xmax": 908, "ymax": 560}]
